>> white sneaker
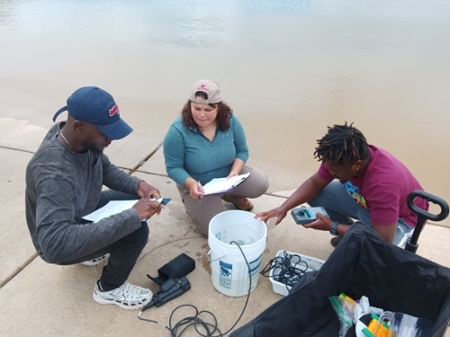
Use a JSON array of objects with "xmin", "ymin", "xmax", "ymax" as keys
[
  {"xmin": 80, "ymin": 254, "xmax": 109, "ymax": 267},
  {"xmin": 93, "ymin": 281, "xmax": 153, "ymax": 310}
]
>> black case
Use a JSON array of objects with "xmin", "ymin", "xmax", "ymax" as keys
[
  {"xmin": 230, "ymin": 225, "xmax": 450, "ymax": 337},
  {"xmin": 147, "ymin": 253, "xmax": 195, "ymax": 285}
]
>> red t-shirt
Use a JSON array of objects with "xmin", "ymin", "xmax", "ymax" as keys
[{"xmin": 318, "ymin": 145, "xmax": 428, "ymax": 227}]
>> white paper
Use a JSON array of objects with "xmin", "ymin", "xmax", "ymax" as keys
[
  {"xmin": 82, "ymin": 200, "xmax": 139, "ymax": 222},
  {"xmin": 202, "ymin": 172, "xmax": 250, "ymax": 195}
]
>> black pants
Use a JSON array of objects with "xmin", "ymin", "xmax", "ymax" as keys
[{"xmin": 62, "ymin": 190, "xmax": 149, "ymax": 291}]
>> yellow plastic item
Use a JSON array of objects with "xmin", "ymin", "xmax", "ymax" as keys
[
  {"xmin": 367, "ymin": 314, "xmax": 389, "ymax": 337},
  {"xmin": 339, "ymin": 292, "xmax": 356, "ymax": 306},
  {"xmin": 339, "ymin": 293, "xmax": 357, "ymax": 313}
]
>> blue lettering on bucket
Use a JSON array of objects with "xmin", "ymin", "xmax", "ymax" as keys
[{"xmin": 219, "ymin": 260, "xmax": 232, "ymax": 288}]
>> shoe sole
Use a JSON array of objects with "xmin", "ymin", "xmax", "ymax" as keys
[
  {"xmin": 80, "ymin": 254, "xmax": 109, "ymax": 267},
  {"xmin": 224, "ymin": 200, "xmax": 254, "ymax": 211},
  {"xmin": 93, "ymin": 290, "xmax": 152, "ymax": 311},
  {"xmin": 234, "ymin": 204, "xmax": 254, "ymax": 212}
]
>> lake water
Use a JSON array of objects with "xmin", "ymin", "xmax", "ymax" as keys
[{"xmin": 1, "ymin": 0, "xmax": 449, "ymax": 209}]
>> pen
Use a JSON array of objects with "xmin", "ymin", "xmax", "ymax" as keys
[{"xmin": 198, "ymin": 181, "xmax": 202, "ymax": 204}]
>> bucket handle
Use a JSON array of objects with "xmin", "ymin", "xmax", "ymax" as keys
[{"xmin": 207, "ymin": 250, "xmax": 226, "ymax": 262}]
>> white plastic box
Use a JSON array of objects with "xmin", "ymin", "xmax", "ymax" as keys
[{"xmin": 269, "ymin": 250, "xmax": 325, "ymax": 296}]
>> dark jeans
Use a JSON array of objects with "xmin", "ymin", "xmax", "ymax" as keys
[
  {"xmin": 62, "ymin": 190, "xmax": 149, "ymax": 291},
  {"xmin": 308, "ymin": 180, "xmax": 413, "ymax": 247}
]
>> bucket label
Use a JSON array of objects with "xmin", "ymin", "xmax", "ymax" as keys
[
  {"xmin": 218, "ymin": 255, "xmax": 263, "ymax": 290},
  {"xmin": 219, "ymin": 260, "xmax": 233, "ymax": 289}
]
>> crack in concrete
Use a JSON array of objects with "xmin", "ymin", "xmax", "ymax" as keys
[
  {"xmin": 0, "ymin": 145, "xmax": 35, "ymax": 154},
  {"xmin": 129, "ymin": 142, "xmax": 163, "ymax": 174},
  {"xmin": 0, "ymin": 253, "xmax": 38, "ymax": 289}
]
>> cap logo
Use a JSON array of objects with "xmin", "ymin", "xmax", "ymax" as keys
[
  {"xmin": 197, "ymin": 84, "xmax": 209, "ymax": 92},
  {"xmin": 109, "ymin": 105, "xmax": 120, "ymax": 117}
]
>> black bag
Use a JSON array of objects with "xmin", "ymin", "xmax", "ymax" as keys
[
  {"xmin": 147, "ymin": 253, "xmax": 195, "ymax": 285},
  {"xmin": 230, "ymin": 225, "xmax": 450, "ymax": 337}
]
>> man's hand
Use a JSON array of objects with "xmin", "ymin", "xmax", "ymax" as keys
[
  {"xmin": 137, "ymin": 181, "xmax": 160, "ymax": 199},
  {"xmin": 133, "ymin": 199, "xmax": 162, "ymax": 220},
  {"xmin": 255, "ymin": 206, "xmax": 288, "ymax": 226},
  {"xmin": 303, "ymin": 212, "xmax": 333, "ymax": 231}
]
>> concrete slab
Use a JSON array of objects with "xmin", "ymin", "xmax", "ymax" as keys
[
  {"xmin": 0, "ymin": 148, "xmax": 37, "ymax": 285},
  {"xmin": 415, "ymin": 223, "xmax": 450, "ymax": 268},
  {"xmin": 0, "ymin": 173, "xmax": 296, "ymax": 337},
  {"xmin": 247, "ymin": 157, "xmax": 312, "ymax": 196},
  {"xmin": 0, "ymin": 118, "xmax": 47, "ymax": 153},
  {"xmin": 103, "ymin": 135, "xmax": 162, "ymax": 172},
  {"xmin": 1, "ymin": 153, "xmax": 450, "ymax": 336},
  {"xmin": 101, "ymin": 98, "xmax": 181, "ymax": 173},
  {"xmin": 138, "ymin": 145, "xmax": 168, "ymax": 176}
]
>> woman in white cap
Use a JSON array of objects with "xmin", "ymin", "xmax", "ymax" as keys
[{"xmin": 163, "ymin": 79, "xmax": 269, "ymax": 236}]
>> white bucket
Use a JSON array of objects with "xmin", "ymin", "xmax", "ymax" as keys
[{"xmin": 208, "ymin": 210, "xmax": 267, "ymax": 297}]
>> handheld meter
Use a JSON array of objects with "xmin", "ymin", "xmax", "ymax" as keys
[{"xmin": 291, "ymin": 207, "xmax": 329, "ymax": 225}]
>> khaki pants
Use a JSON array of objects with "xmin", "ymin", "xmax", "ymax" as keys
[{"xmin": 177, "ymin": 166, "xmax": 269, "ymax": 236}]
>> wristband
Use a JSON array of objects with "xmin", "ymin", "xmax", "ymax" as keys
[{"xmin": 330, "ymin": 221, "xmax": 339, "ymax": 236}]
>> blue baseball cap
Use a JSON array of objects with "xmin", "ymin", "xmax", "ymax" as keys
[{"xmin": 52, "ymin": 86, "xmax": 133, "ymax": 140}]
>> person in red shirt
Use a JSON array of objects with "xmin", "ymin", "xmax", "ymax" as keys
[{"xmin": 256, "ymin": 122, "xmax": 428, "ymax": 247}]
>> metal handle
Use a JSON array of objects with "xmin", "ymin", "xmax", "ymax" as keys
[{"xmin": 407, "ymin": 190, "xmax": 449, "ymax": 222}]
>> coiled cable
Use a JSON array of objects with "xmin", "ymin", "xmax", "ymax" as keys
[
  {"xmin": 138, "ymin": 241, "xmax": 251, "ymax": 336},
  {"xmin": 259, "ymin": 250, "xmax": 309, "ymax": 287}
]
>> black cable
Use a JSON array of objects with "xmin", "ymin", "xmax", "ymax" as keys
[
  {"xmin": 138, "ymin": 241, "xmax": 252, "ymax": 336},
  {"xmin": 260, "ymin": 250, "xmax": 309, "ymax": 287}
]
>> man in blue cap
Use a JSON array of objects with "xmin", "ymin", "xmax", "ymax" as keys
[{"xmin": 25, "ymin": 86, "xmax": 162, "ymax": 310}]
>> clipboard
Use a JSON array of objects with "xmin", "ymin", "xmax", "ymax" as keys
[
  {"xmin": 82, "ymin": 198, "xmax": 170, "ymax": 222},
  {"xmin": 202, "ymin": 172, "xmax": 250, "ymax": 195}
]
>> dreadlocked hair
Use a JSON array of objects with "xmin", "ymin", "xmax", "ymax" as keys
[{"xmin": 313, "ymin": 122, "xmax": 369, "ymax": 166}]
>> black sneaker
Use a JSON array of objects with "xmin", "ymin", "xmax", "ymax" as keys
[{"xmin": 330, "ymin": 237, "xmax": 342, "ymax": 248}]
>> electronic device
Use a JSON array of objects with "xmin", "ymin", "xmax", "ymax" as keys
[
  {"xmin": 159, "ymin": 197, "xmax": 171, "ymax": 206},
  {"xmin": 141, "ymin": 277, "xmax": 191, "ymax": 311},
  {"xmin": 291, "ymin": 207, "xmax": 329, "ymax": 225}
]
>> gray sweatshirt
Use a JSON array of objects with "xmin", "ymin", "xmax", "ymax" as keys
[{"xmin": 25, "ymin": 123, "xmax": 142, "ymax": 264}]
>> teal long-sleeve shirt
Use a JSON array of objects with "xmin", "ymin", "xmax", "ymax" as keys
[{"xmin": 163, "ymin": 115, "xmax": 249, "ymax": 186}]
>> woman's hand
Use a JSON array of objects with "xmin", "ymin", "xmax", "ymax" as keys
[
  {"xmin": 227, "ymin": 158, "xmax": 245, "ymax": 179},
  {"xmin": 227, "ymin": 170, "xmax": 239, "ymax": 179},
  {"xmin": 188, "ymin": 180, "xmax": 204, "ymax": 200}
]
